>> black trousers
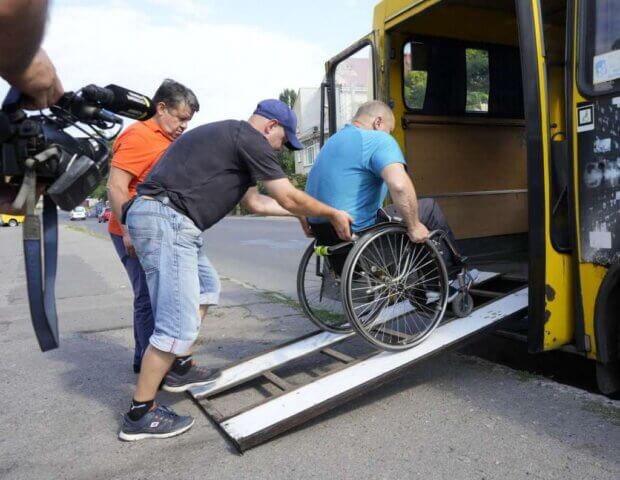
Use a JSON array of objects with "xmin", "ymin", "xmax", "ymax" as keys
[{"xmin": 383, "ymin": 198, "xmax": 457, "ymax": 248}]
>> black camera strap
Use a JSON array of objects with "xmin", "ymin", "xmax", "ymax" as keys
[{"xmin": 23, "ymin": 194, "xmax": 59, "ymax": 351}]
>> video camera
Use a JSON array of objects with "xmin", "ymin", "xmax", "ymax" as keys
[
  {"xmin": 1, "ymin": 84, "xmax": 155, "ymax": 211},
  {"xmin": 0, "ymin": 84, "xmax": 156, "ymax": 351}
]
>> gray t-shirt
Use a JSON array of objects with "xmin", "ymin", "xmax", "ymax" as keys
[{"xmin": 138, "ymin": 120, "xmax": 286, "ymax": 230}]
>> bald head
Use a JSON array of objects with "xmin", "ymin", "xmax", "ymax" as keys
[{"xmin": 352, "ymin": 100, "xmax": 395, "ymax": 133}]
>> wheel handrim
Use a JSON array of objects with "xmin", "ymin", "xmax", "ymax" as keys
[{"xmin": 343, "ymin": 226, "xmax": 448, "ymax": 350}]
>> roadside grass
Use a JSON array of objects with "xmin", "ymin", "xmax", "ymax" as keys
[
  {"xmin": 260, "ymin": 290, "xmax": 303, "ymax": 312},
  {"xmin": 514, "ymin": 369, "xmax": 540, "ymax": 382},
  {"xmin": 65, "ymin": 224, "xmax": 108, "ymax": 240},
  {"xmin": 582, "ymin": 400, "xmax": 620, "ymax": 426},
  {"xmin": 259, "ymin": 290, "xmax": 346, "ymax": 326}
]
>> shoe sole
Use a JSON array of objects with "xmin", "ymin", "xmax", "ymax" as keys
[
  {"xmin": 161, "ymin": 377, "xmax": 219, "ymax": 393},
  {"xmin": 118, "ymin": 418, "xmax": 195, "ymax": 441}
]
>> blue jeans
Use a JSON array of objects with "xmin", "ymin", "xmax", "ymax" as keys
[
  {"xmin": 126, "ymin": 197, "xmax": 220, "ymax": 355},
  {"xmin": 110, "ymin": 233, "xmax": 154, "ymax": 368}
]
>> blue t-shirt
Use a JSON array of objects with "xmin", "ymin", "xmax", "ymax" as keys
[{"xmin": 305, "ymin": 124, "xmax": 406, "ymax": 231}]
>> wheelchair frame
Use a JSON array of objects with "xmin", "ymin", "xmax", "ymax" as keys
[{"xmin": 297, "ymin": 218, "xmax": 476, "ymax": 351}]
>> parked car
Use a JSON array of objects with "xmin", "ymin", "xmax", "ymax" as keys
[
  {"xmin": 70, "ymin": 206, "xmax": 87, "ymax": 221},
  {"xmin": 0, "ymin": 213, "xmax": 25, "ymax": 227},
  {"xmin": 98, "ymin": 207, "xmax": 112, "ymax": 223}
]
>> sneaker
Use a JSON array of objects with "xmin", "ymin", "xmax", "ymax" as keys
[
  {"xmin": 425, "ymin": 269, "xmax": 480, "ymax": 304},
  {"xmin": 162, "ymin": 365, "xmax": 221, "ymax": 393},
  {"xmin": 118, "ymin": 405, "xmax": 194, "ymax": 441},
  {"xmin": 425, "ymin": 285, "xmax": 459, "ymax": 304}
]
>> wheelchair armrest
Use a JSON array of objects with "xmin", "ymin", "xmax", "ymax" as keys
[{"xmin": 377, "ymin": 207, "xmax": 403, "ymax": 223}]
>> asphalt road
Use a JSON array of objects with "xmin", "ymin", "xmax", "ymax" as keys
[
  {"xmin": 0, "ymin": 224, "xmax": 618, "ymax": 480},
  {"xmin": 61, "ymin": 213, "xmax": 309, "ymax": 297}
]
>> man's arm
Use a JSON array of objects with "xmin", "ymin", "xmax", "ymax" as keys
[
  {"xmin": 0, "ymin": 0, "xmax": 47, "ymax": 77},
  {"xmin": 381, "ymin": 163, "xmax": 429, "ymax": 242},
  {"xmin": 106, "ymin": 166, "xmax": 136, "ymax": 255},
  {"xmin": 240, "ymin": 186, "xmax": 290, "ymax": 216},
  {"xmin": 240, "ymin": 186, "xmax": 313, "ymax": 236},
  {"xmin": 261, "ymin": 178, "xmax": 352, "ymax": 241},
  {"xmin": 0, "ymin": 1, "xmax": 63, "ymax": 109}
]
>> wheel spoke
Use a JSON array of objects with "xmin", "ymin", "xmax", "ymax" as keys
[{"xmin": 343, "ymin": 228, "xmax": 448, "ymax": 350}]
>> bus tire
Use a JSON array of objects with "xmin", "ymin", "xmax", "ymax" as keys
[{"xmin": 596, "ymin": 362, "xmax": 620, "ymax": 399}]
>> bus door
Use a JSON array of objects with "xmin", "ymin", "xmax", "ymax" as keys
[
  {"xmin": 324, "ymin": 34, "xmax": 378, "ymax": 138},
  {"xmin": 516, "ymin": 1, "xmax": 576, "ymax": 353}
]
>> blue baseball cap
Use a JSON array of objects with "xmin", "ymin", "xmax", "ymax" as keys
[{"xmin": 254, "ymin": 99, "xmax": 303, "ymax": 150}]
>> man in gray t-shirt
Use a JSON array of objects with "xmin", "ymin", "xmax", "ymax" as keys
[{"xmin": 119, "ymin": 99, "xmax": 353, "ymax": 442}]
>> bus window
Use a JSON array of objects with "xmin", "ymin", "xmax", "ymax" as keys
[
  {"xmin": 401, "ymin": 37, "xmax": 522, "ymax": 118},
  {"xmin": 466, "ymin": 49, "xmax": 489, "ymax": 113},
  {"xmin": 578, "ymin": 0, "xmax": 620, "ymax": 96},
  {"xmin": 403, "ymin": 41, "xmax": 429, "ymax": 110},
  {"xmin": 333, "ymin": 44, "xmax": 374, "ymax": 131}
]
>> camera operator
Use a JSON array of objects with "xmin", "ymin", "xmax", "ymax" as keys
[
  {"xmin": 106, "ymin": 79, "xmax": 199, "ymax": 374},
  {"xmin": 1, "ymin": 0, "xmax": 64, "ymax": 215}
]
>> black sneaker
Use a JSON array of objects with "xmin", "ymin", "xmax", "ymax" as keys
[
  {"xmin": 162, "ymin": 365, "xmax": 221, "ymax": 393},
  {"xmin": 118, "ymin": 405, "xmax": 194, "ymax": 441}
]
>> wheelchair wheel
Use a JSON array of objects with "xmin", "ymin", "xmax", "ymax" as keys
[
  {"xmin": 452, "ymin": 291, "xmax": 474, "ymax": 318},
  {"xmin": 296, "ymin": 241, "xmax": 352, "ymax": 333},
  {"xmin": 341, "ymin": 224, "xmax": 449, "ymax": 351}
]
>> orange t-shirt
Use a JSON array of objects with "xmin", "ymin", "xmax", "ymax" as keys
[{"xmin": 108, "ymin": 119, "xmax": 172, "ymax": 236}]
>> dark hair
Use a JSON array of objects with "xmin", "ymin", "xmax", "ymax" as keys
[{"xmin": 152, "ymin": 78, "xmax": 200, "ymax": 113}]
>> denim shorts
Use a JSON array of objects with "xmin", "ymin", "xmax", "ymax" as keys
[{"xmin": 126, "ymin": 196, "xmax": 220, "ymax": 355}]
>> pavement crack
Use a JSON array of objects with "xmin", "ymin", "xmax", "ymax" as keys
[{"xmin": 75, "ymin": 325, "xmax": 130, "ymax": 335}]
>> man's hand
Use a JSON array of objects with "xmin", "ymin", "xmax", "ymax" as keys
[
  {"xmin": 5, "ymin": 49, "xmax": 64, "ymax": 110},
  {"xmin": 123, "ymin": 232, "xmax": 137, "ymax": 257},
  {"xmin": 408, "ymin": 222, "xmax": 429, "ymax": 243},
  {"xmin": 297, "ymin": 216, "xmax": 314, "ymax": 237},
  {"xmin": 329, "ymin": 210, "xmax": 353, "ymax": 241}
]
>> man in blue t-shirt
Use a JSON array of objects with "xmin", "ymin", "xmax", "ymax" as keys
[{"xmin": 306, "ymin": 100, "xmax": 455, "ymax": 248}]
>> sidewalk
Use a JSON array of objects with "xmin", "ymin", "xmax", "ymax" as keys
[{"xmin": 0, "ymin": 226, "xmax": 618, "ymax": 480}]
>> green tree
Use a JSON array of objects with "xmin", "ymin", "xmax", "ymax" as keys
[
  {"xmin": 91, "ymin": 176, "xmax": 108, "ymax": 201},
  {"xmin": 466, "ymin": 49, "xmax": 489, "ymax": 112},
  {"xmin": 279, "ymin": 88, "xmax": 297, "ymax": 108},
  {"xmin": 404, "ymin": 71, "xmax": 427, "ymax": 109},
  {"xmin": 276, "ymin": 88, "xmax": 299, "ymax": 176}
]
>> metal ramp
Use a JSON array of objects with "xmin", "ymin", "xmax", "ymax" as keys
[{"xmin": 189, "ymin": 272, "xmax": 528, "ymax": 452}]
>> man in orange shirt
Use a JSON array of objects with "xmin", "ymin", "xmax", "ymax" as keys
[{"xmin": 107, "ymin": 79, "xmax": 199, "ymax": 373}]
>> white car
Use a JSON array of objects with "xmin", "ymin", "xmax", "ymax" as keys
[{"xmin": 69, "ymin": 206, "xmax": 87, "ymax": 221}]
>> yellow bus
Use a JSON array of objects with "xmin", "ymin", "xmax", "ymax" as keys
[{"xmin": 320, "ymin": 0, "xmax": 619, "ymax": 396}]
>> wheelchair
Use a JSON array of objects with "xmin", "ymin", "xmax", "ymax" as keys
[{"xmin": 296, "ymin": 208, "xmax": 475, "ymax": 351}]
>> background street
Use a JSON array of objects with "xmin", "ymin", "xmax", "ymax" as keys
[
  {"xmin": 61, "ymin": 213, "xmax": 308, "ymax": 296},
  {"xmin": 0, "ymin": 218, "xmax": 618, "ymax": 480}
]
